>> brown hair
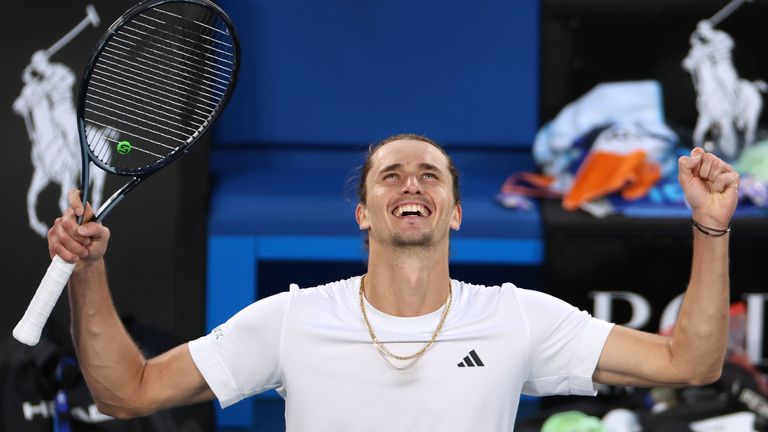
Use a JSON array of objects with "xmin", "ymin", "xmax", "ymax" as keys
[{"xmin": 357, "ymin": 133, "xmax": 461, "ymax": 204}]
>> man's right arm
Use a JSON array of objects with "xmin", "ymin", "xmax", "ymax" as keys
[{"xmin": 52, "ymin": 190, "xmax": 214, "ymax": 418}]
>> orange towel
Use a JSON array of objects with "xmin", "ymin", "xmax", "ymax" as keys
[{"xmin": 563, "ymin": 150, "xmax": 661, "ymax": 210}]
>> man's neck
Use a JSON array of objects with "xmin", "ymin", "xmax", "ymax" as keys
[{"xmin": 364, "ymin": 242, "xmax": 451, "ymax": 317}]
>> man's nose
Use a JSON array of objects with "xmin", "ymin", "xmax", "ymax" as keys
[{"xmin": 401, "ymin": 175, "xmax": 423, "ymax": 193}]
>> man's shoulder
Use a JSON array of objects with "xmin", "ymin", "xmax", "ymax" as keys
[
  {"xmin": 455, "ymin": 281, "xmax": 569, "ymax": 312},
  {"xmin": 453, "ymin": 279, "xmax": 524, "ymax": 310},
  {"xmin": 288, "ymin": 276, "xmax": 360, "ymax": 313},
  {"xmin": 294, "ymin": 276, "xmax": 359, "ymax": 297},
  {"xmin": 279, "ymin": 276, "xmax": 361, "ymax": 327},
  {"xmin": 455, "ymin": 279, "xmax": 518, "ymax": 295},
  {"xmin": 245, "ymin": 276, "xmax": 358, "ymax": 314}
]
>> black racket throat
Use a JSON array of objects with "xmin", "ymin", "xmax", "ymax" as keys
[{"xmin": 78, "ymin": 165, "xmax": 141, "ymax": 224}]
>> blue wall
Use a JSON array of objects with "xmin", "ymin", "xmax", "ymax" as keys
[{"xmin": 215, "ymin": 0, "xmax": 539, "ymax": 146}]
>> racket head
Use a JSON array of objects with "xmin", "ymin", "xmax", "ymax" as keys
[{"xmin": 77, "ymin": 0, "xmax": 240, "ymax": 178}]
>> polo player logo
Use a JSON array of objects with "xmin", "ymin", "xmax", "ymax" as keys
[
  {"xmin": 12, "ymin": 5, "xmax": 116, "ymax": 237},
  {"xmin": 683, "ymin": 19, "xmax": 766, "ymax": 159}
]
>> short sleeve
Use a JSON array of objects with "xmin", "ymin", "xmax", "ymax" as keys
[
  {"xmin": 188, "ymin": 291, "xmax": 292, "ymax": 408},
  {"xmin": 515, "ymin": 288, "xmax": 614, "ymax": 397}
]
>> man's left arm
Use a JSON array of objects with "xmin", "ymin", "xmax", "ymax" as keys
[{"xmin": 593, "ymin": 147, "xmax": 739, "ymax": 387}]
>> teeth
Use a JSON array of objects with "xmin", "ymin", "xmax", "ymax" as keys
[{"xmin": 395, "ymin": 204, "xmax": 427, "ymax": 217}]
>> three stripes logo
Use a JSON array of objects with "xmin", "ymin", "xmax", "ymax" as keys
[{"xmin": 457, "ymin": 349, "xmax": 485, "ymax": 367}]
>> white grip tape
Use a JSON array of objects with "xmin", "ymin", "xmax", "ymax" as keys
[{"xmin": 13, "ymin": 255, "xmax": 76, "ymax": 346}]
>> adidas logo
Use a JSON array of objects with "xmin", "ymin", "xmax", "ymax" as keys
[{"xmin": 457, "ymin": 349, "xmax": 485, "ymax": 367}]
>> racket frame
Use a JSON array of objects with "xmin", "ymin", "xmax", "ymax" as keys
[{"xmin": 77, "ymin": 0, "xmax": 240, "ymax": 222}]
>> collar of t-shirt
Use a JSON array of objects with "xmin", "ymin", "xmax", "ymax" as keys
[{"xmin": 359, "ymin": 280, "xmax": 455, "ymax": 335}]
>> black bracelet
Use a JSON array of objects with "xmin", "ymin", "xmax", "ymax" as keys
[{"xmin": 690, "ymin": 218, "xmax": 731, "ymax": 237}]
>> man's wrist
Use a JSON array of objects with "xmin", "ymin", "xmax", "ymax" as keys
[
  {"xmin": 690, "ymin": 213, "xmax": 730, "ymax": 232},
  {"xmin": 73, "ymin": 258, "xmax": 105, "ymax": 276},
  {"xmin": 690, "ymin": 218, "xmax": 731, "ymax": 237}
]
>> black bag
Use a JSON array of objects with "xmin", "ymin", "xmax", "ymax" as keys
[{"xmin": 0, "ymin": 317, "xmax": 213, "ymax": 432}]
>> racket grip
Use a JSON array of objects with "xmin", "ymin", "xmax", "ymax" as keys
[{"xmin": 13, "ymin": 255, "xmax": 76, "ymax": 346}]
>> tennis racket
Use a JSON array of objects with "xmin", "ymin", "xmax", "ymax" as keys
[{"xmin": 13, "ymin": 0, "xmax": 240, "ymax": 346}]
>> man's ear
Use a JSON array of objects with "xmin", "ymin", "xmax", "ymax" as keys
[
  {"xmin": 356, "ymin": 203, "xmax": 370, "ymax": 230},
  {"xmin": 450, "ymin": 202, "xmax": 462, "ymax": 231}
]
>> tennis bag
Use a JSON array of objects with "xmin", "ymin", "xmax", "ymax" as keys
[{"xmin": 0, "ymin": 316, "xmax": 213, "ymax": 431}]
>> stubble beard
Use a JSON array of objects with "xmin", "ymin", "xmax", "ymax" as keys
[{"xmin": 391, "ymin": 230, "xmax": 434, "ymax": 248}]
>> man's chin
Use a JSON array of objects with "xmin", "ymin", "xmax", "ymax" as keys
[{"xmin": 391, "ymin": 232, "xmax": 434, "ymax": 248}]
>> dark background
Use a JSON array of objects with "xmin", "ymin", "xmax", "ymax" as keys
[
  {"xmin": 541, "ymin": 0, "xmax": 768, "ymax": 131},
  {"xmin": 1, "ymin": 0, "xmax": 209, "ymax": 345}
]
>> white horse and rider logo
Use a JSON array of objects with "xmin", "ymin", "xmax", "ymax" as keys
[
  {"xmin": 13, "ymin": 5, "xmax": 116, "ymax": 237},
  {"xmin": 683, "ymin": 1, "xmax": 766, "ymax": 160}
]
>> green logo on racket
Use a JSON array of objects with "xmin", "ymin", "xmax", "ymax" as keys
[{"xmin": 116, "ymin": 141, "xmax": 132, "ymax": 155}]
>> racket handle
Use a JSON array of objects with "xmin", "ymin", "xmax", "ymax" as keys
[{"xmin": 13, "ymin": 255, "xmax": 76, "ymax": 346}]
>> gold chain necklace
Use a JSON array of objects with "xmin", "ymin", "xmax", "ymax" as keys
[{"xmin": 359, "ymin": 275, "xmax": 452, "ymax": 369}]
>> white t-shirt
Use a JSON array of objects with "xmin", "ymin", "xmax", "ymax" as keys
[{"xmin": 188, "ymin": 276, "xmax": 614, "ymax": 431}]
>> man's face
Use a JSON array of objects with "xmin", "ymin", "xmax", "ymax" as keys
[{"xmin": 356, "ymin": 139, "xmax": 461, "ymax": 248}]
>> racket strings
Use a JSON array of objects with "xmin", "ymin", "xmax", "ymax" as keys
[
  {"xmin": 88, "ymin": 84, "xmax": 201, "ymax": 131},
  {"xmin": 88, "ymin": 66, "xmax": 217, "ymax": 115},
  {"xmin": 94, "ymin": 55, "xmax": 223, "ymax": 107},
  {"xmin": 100, "ymin": 48, "xmax": 228, "ymax": 97},
  {"xmin": 123, "ymin": 21, "xmax": 234, "ymax": 67},
  {"xmin": 84, "ymin": 2, "xmax": 236, "ymax": 173},
  {"xmin": 88, "ymin": 70, "xmax": 211, "ymax": 121},
  {"xmin": 112, "ymin": 30, "xmax": 232, "ymax": 86},
  {"xmin": 106, "ymin": 37, "xmax": 232, "ymax": 86},
  {"xmin": 87, "ymin": 124, "xmax": 163, "ymax": 159},
  {"xmin": 140, "ymin": 13, "xmax": 233, "ymax": 50}
]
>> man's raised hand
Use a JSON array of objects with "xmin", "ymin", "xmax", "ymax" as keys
[
  {"xmin": 47, "ymin": 189, "xmax": 110, "ymax": 270},
  {"xmin": 678, "ymin": 147, "xmax": 739, "ymax": 230}
]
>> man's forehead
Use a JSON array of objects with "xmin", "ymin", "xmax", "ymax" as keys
[{"xmin": 370, "ymin": 139, "xmax": 449, "ymax": 171}]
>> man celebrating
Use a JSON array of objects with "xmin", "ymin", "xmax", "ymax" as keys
[{"xmin": 49, "ymin": 134, "xmax": 738, "ymax": 430}]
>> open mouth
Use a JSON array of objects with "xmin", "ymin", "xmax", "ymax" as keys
[{"xmin": 393, "ymin": 203, "xmax": 431, "ymax": 218}]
